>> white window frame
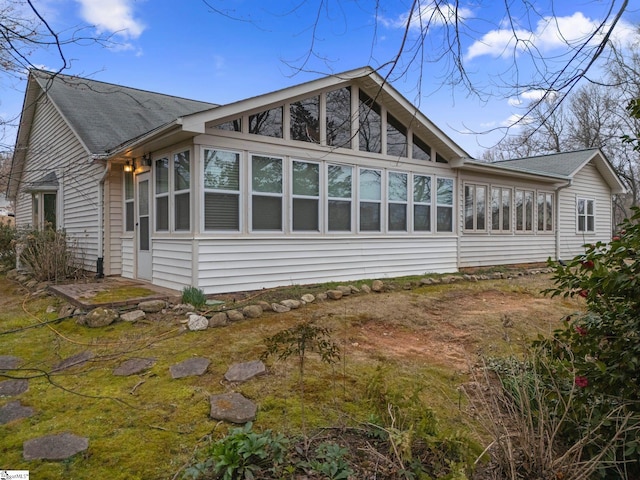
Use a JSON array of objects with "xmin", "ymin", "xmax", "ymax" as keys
[
  {"xmin": 291, "ymin": 159, "xmax": 321, "ymax": 232},
  {"xmin": 388, "ymin": 171, "xmax": 408, "ymax": 232},
  {"xmin": 412, "ymin": 173, "xmax": 432, "ymax": 233},
  {"xmin": 358, "ymin": 167, "xmax": 383, "ymax": 233},
  {"xmin": 202, "ymin": 148, "xmax": 242, "ymax": 232},
  {"xmin": 436, "ymin": 177, "xmax": 454, "ymax": 233},
  {"xmin": 577, "ymin": 197, "xmax": 595, "ymax": 233},
  {"xmin": 154, "ymin": 156, "xmax": 170, "ymax": 232},
  {"xmin": 250, "ymin": 153, "xmax": 284, "ymax": 232},
  {"xmin": 515, "ymin": 188, "xmax": 535, "ymax": 233},
  {"xmin": 326, "ymin": 163, "xmax": 354, "ymax": 233},
  {"xmin": 173, "ymin": 150, "xmax": 191, "ymax": 232},
  {"xmin": 490, "ymin": 186, "xmax": 512, "ymax": 233},
  {"xmin": 124, "ymin": 169, "xmax": 135, "ymax": 233},
  {"xmin": 31, "ymin": 191, "xmax": 57, "ymax": 230},
  {"xmin": 463, "ymin": 182, "xmax": 488, "ymax": 232},
  {"xmin": 537, "ymin": 191, "xmax": 554, "ymax": 233}
]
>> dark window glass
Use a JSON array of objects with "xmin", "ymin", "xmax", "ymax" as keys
[
  {"xmin": 359, "ymin": 90, "xmax": 382, "ymax": 153},
  {"xmin": 174, "ymin": 192, "xmax": 190, "ymax": 231},
  {"xmin": 156, "ymin": 196, "xmax": 168, "ymax": 231},
  {"xmin": 326, "ymin": 87, "xmax": 351, "ymax": 148},
  {"xmin": 205, "ymin": 193, "xmax": 239, "ymax": 230},
  {"xmin": 290, "ymin": 96, "xmax": 320, "ymax": 143},
  {"xmin": 387, "ymin": 114, "xmax": 407, "ymax": 157},
  {"xmin": 249, "ymin": 107, "xmax": 283, "ymax": 137},
  {"xmin": 413, "ymin": 135, "xmax": 431, "ymax": 161}
]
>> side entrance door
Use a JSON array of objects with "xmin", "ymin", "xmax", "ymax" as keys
[{"xmin": 136, "ymin": 172, "xmax": 152, "ymax": 281}]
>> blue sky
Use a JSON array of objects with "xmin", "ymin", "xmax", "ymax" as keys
[{"xmin": 1, "ymin": 0, "xmax": 638, "ymax": 157}]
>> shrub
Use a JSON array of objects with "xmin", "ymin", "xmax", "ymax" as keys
[
  {"xmin": 0, "ymin": 222, "xmax": 17, "ymax": 268},
  {"xmin": 181, "ymin": 286, "xmax": 207, "ymax": 309},
  {"xmin": 18, "ymin": 227, "xmax": 84, "ymax": 282}
]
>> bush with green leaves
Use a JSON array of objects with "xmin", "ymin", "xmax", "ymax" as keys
[
  {"xmin": 0, "ymin": 221, "xmax": 16, "ymax": 268},
  {"xmin": 540, "ymin": 207, "xmax": 640, "ymax": 478}
]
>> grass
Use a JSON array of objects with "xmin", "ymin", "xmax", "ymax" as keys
[{"xmin": 0, "ymin": 271, "xmax": 584, "ymax": 479}]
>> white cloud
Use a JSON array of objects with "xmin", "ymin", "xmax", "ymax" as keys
[
  {"xmin": 467, "ymin": 11, "xmax": 634, "ymax": 61},
  {"xmin": 76, "ymin": 0, "xmax": 145, "ymax": 39}
]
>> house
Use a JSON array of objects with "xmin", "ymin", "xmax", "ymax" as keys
[{"xmin": 7, "ymin": 68, "xmax": 626, "ymax": 294}]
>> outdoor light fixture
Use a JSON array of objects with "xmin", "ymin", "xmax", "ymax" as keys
[
  {"xmin": 123, "ymin": 160, "xmax": 133, "ymax": 173},
  {"xmin": 143, "ymin": 153, "xmax": 152, "ymax": 166}
]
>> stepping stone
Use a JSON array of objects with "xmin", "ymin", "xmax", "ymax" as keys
[
  {"xmin": 52, "ymin": 351, "xmax": 94, "ymax": 372},
  {"xmin": 113, "ymin": 358, "xmax": 156, "ymax": 376},
  {"xmin": 224, "ymin": 360, "xmax": 266, "ymax": 383},
  {"xmin": 0, "ymin": 400, "xmax": 35, "ymax": 424},
  {"xmin": 0, "ymin": 379, "xmax": 29, "ymax": 397},
  {"xmin": 170, "ymin": 358, "xmax": 210, "ymax": 379},
  {"xmin": 210, "ymin": 392, "xmax": 257, "ymax": 423},
  {"xmin": 23, "ymin": 432, "xmax": 89, "ymax": 460},
  {"xmin": 0, "ymin": 355, "xmax": 21, "ymax": 370}
]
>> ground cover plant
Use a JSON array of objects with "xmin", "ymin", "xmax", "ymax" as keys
[{"xmin": 0, "ymin": 271, "xmax": 584, "ymax": 479}]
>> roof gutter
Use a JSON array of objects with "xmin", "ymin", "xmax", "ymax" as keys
[{"xmin": 555, "ymin": 179, "xmax": 573, "ymax": 263}]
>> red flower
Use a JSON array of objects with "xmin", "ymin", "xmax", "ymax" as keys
[
  {"xmin": 612, "ymin": 236, "xmax": 620, "ymax": 241},
  {"xmin": 574, "ymin": 325, "xmax": 587, "ymax": 336},
  {"xmin": 575, "ymin": 376, "xmax": 588, "ymax": 388},
  {"xmin": 581, "ymin": 260, "xmax": 594, "ymax": 269},
  {"xmin": 578, "ymin": 290, "xmax": 589, "ymax": 298}
]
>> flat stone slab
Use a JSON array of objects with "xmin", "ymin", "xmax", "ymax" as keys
[
  {"xmin": 0, "ymin": 400, "xmax": 35, "ymax": 424},
  {"xmin": 0, "ymin": 379, "xmax": 29, "ymax": 397},
  {"xmin": 113, "ymin": 358, "xmax": 156, "ymax": 376},
  {"xmin": 23, "ymin": 432, "xmax": 89, "ymax": 460},
  {"xmin": 210, "ymin": 392, "xmax": 257, "ymax": 423},
  {"xmin": 224, "ymin": 360, "xmax": 266, "ymax": 383},
  {"xmin": 52, "ymin": 350, "xmax": 95, "ymax": 372},
  {"xmin": 170, "ymin": 357, "xmax": 210, "ymax": 379},
  {"xmin": 0, "ymin": 355, "xmax": 21, "ymax": 370}
]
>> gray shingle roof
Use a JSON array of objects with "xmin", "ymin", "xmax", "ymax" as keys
[
  {"xmin": 491, "ymin": 149, "xmax": 599, "ymax": 178},
  {"xmin": 33, "ymin": 70, "xmax": 217, "ymax": 154}
]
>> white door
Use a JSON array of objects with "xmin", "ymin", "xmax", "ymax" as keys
[{"xmin": 136, "ymin": 173, "xmax": 152, "ymax": 281}]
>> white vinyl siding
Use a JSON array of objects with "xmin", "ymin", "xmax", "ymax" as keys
[{"xmin": 151, "ymin": 240, "xmax": 194, "ymax": 290}]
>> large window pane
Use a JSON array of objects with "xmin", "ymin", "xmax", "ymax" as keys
[
  {"xmin": 174, "ymin": 192, "xmax": 190, "ymax": 231},
  {"xmin": 414, "ymin": 205, "xmax": 431, "ymax": 231},
  {"xmin": 293, "ymin": 161, "xmax": 319, "ymax": 196},
  {"xmin": 293, "ymin": 198, "xmax": 319, "ymax": 231},
  {"xmin": 214, "ymin": 118, "xmax": 241, "ymax": 131},
  {"xmin": 174, "ymin": 151, "xmax": 190, "ymax": 191},
  {"xmin": 502, "ymin": 189, "xmax": 511, "ymax": 231},
  {"xmin": 388, "ymin": 172, "xmax": 407, "ymax": 202},
  {"xmin": 155, "ymin": 158, "xmax": 169, "ymax": 194},
  {"xmin": 204, "ymin": 150, "xmax": 239, "ymax": 190},
  {"xmin": 205, "ymin": 193, "xmax": 239, "ymax": 230},
  {"xmin": 328, "ymin": 200, "xmax": 351, "ymax": 231},
  {"xmin": 389, "ymin": 203, "xmax": 407, "ymax": 231},
  {"xmin": 290, "ymin": 96, "xmax": 320, "ymax": 143},
  {"xmin": 326, "ymin": 87, "xmax": 351, "ymax": 148},
  {"xmin": 476, "ymin": 186, "xmax": 486, "ymax": 230},
  {"xmin": 156, "ymin": 196, "xmax": 168, "ymax": 231},
  {"xmin": 465, "ymin": 185, "xmax": 474, "ymax": 230},
  {"xmin": 253, "ymin": 196, "xmax": 282, "ymax": 230},
  {"xmin": 436, "ymin": 178, "xmax": 453, "ymax": 232},
  {"xmin": 387, "ymin": 114, "xmax": 407, "ymax": 157},
  {"xmin": 491, "ymin": 188, "xmax": 500, "ymax": 231},
  {"xmin": 413, "ymin": 135, "xmax": 431, "ymax": 161},
  {"xmin": 360, "ymin": 169, "xmax": 381, "ymax": 200},
  {"xmin": 360, "ymin": 202, "xmax": 380, "ymax": 231},
  {"xmin": 252, "ymin": 156, "xmax": 282, "ymax": 193},
  {"xmin": 43, "ymin": 193, "xmax": 56, "ymax": 229},
  {"xmin": 249, "ymin": 107, "xmax": 283, "ymax": 137},
  {"xmin": 359, "ymin": 90, "xmax": 382, "ymax": 153},
  {"xmin": 414, "ymin": 175, "xmax": 431, "ymax": 203},
  {"xmin": 328, "ymin": 165, "xmax": 352, "ymax": 198}
]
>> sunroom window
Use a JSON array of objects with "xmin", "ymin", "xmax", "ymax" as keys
[
  {"xmin": 577, "ymin": 198, "xmax": 594, "ymax": 233},
  {"xmin": 290, "ymin": 96, "xmax": 320, "ymax": 143},
  {"xmin": 326, "ymin": 87, "xmax": 351, "ymax": 148},
  {"xmin": 203, "ymin": 149, "xmax": 240, "ymax": 231},
  {"xmin": 388, "ymin": 172, "xmax": 408, "ymax": 231},
  {"xmin": 359, "ymin": 168, "xmax": 381, "ymax": 231},
  {"xmin": 124, "ymin": 169, "xmax": 134, "ymax": 232},
  {"xmin": 359, "ymin": 91, "xmax": 382, "ymax": 153},
  {"xmin": 413, "ymin": 175, "xmax": 431, "ymax": 231},
  {"xmin": 292, "ymin": 161, "xmax": 320, "ymax": 231},
  {"xmin": 464, "ymin": 183, "xmax": 487, "ymax": 231},
  {"xmin": 515, "ymin": 189, "xmax": 534, "ymax": 232},
  {"xmin": 491, "ymin": 186, "xmax": 511, "ymax": 232},
  {"xmin": 214, "ymin": 118, "xmax": 242, "ymax": 132},
  {"xmin": 327, "ymin": 164, "xmax": 352, "ymax": 231},
  {"xmin": 387, "ymin": 114, "xmax": 407, "ymax": 157},
  {"xmin": 155, "ymin": 158, "xmax": 169, "ymax": 231},
  {"xmin": 174, "ymin": 151, "xmax": 190, "ymax": 231},
  {"xmin": 436, "ymin": 178, "xmax": 454, "ymax": 232},
  {"xmin": 412, "ymin": 135, "xmax": 431, "ymax": 161},
  {"xmin": 537, "ymin": 192, "xmax": 554, "ymax": 232},
  {"xmin": 249, "ymin": 107, "xmax": 283, "ymax": 138},
  {"xmin": 252, "ymin": 155, "xmax": 283, "ymax": 230}
]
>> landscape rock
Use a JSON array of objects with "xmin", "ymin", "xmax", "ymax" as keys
[
  {"xmin": 208, "ymin": 312, "xmax": 228, "ymax": 327},
  {"xmin": 52, "ymin": 351, "xmax": 94, "ymax": 372},
  {"xmin": 271, "ymin": 303, "xmax": 290, "ymax": 313},
  {"xmin": 0, "ymin": 379, "xmax": 29, "ymax": 397},
  {"xmin": 257, "ymin": 301, "xmax": 272, "ymax": 312},
  {"xmin": 336, "ymin": 285, "xmax": 352, "ymax": 296},
  {"xmin": 316, "ymin": 292, "xmax": 328, "ymax": 301},
  {"xmin": 326, "ymin": 290, "xmax": 343, "ymax": 300},
  {"xmin": 120, "ymin": 310, "xmax": 146, "ymax": 322},
  {"xmin": 187, "ymin": 314, "xmax": 209, "ymax": 331},
  {"xmin": 226, "ymin": 310, "xmax": 245, "ymax": 322},
  {"xmin": 360, "ymin": 285, "xmax": 371, "ymax": 294},
  {"xmin": 23, "ymin": 432, "xmax": 89, "ymax": 460},
  {"xmin": 301, "ymin": 294, "xmax": 315, "ymax": 303},
  {"xmin": 113, "ymin": 357, "xmax": 156, "ymax": 376},
  {"xmin": 280, "ymin": 299, "xmax": 301, "ymax": 309},
  {"xmin": 242, "ymin": 305, "xmax": 263, "ymax": 318},
  {"xmin": 0, "ymin": 355, "xmax": 21, "ymax": 370},
  {"xmin": 170, "ymin": 357, "xmax": 210, "ymax": 379},
  {"xmin": 172, "ymin": 303, "xmax": 194, "ymax": 315},
  {"xmin": 348, "ymin": 285, "xmax": 360, "ymax": 293},
  {"xmin": 210, "ymin": 392, "xmax": 257, "ymax": 423},
  {"xmin": 58, "ymin": 304, "xmax": 76, "ymax": 318},
  {"xmin": 371, "ymin": 280, "xmax": 384, "ymax": 292},
  {"xmin": 0, "ymin": 400, "xmax": 35, "ymax": 424},
  {"xmin": 80, "ymin": 307, "xmax": 119, "ymax": 328},
  {"xmin": 138, "ymin": 299, "xmax": 167, "ymax": 313},
  {"xmin": 420, "ymin": 278, "xmax": 434, "ymax": 285},
  {"xmin": 46, "ymin": 305, "xmax": 56, "ymax": 313},
  {"xmin": 224, "ymin": 360, "xmax": 266, "ymax": 383}
]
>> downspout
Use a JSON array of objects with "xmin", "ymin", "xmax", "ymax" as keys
[
  {"xmin": 97, "ymin": 161, "xmax": 111, "ymax": 278},
  {"xmin": 555, "ymin": 179, "xmax": 573, "ymax": 263}
]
